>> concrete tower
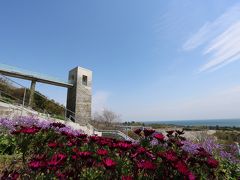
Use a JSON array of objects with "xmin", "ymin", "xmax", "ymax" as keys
[{"xmin": 66, "ymin": 67, "xmax": 92, "ymax": 125}]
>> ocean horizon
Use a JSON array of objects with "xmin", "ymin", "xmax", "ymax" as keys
[{"xmin": 144, "ymin": 119, "xmax": 240, "ymax": 127}]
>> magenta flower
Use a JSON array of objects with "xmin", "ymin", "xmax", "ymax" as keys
[
  {"xmin": 196, "ymin": 147, "xmax": 211, "ymax": 157},
  {"xmin": 121, "ymin": 175, "xmax": 133, "ymax": 180},
  {"xmin": 154, "ymin": 133, "xmax": 165, "ymax": 141},
  {"xmin": 207, "ymin": 157, "xmax": 219, "ymax": 168},
  {"xmin": 71, "ymin": 155, "xmax": 77, "ymax": 160},
  {"xmin": 137, "ymin": 160, "xmax": 156, "ymax": 170},
  {"xmin": 48, "ymin": 141, "xmax": 58, "ymax": 148},
  {"xmin": 134, "ymin": 129, "xmax": 142, "ymax": 135},
  {"xmin": 13, "ymin": 126, "xmax": 40, "ymax": 135},
  {"xmin": 162, "ymin": 150, "xmax": 178, "ymax": 162},
  {"xmin": 28, "ymin": 160, "xmax": 46, "ymax": 170},
  {"xmin": 117, "ymin": 141, "xmax": 133, "ymax": 150},
  {"xmin": 188, "ymin": 172, "xmax": 196, "ymax": 180},
  {"xmin": 97, "ymin": 149, "xmax": 108, "ymax": 156},
  {"xmin": 143, "ymin": 129, "xmax": 155, "ymax": 137},
  {"xmin": 175, "ymin": 161, "xmax": 189, "ymax": 175},
  {"xmin": 48, "ymin": 153, "xmax": 66, "ymax": 166},
  {"xmin": 77, "ymin": 151, "xmax": 92, "ymax": 158},
  {"xmin": 131, "ymin": 146, "xmax": 147, "ymax": 158},
  {"xmin": 103, "ymin": 158, "xmax": 117, "ymax": 168},
  {"xmin": 10, "ymin": 171, "xmax": 20, "ymax": 180}
]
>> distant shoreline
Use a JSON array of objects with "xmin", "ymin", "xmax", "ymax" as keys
[{"xmin": 143, "ymin": 119, "xmax": 240, "ymax": 127}]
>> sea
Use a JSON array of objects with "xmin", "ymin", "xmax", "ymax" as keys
[{"xmin": 144, "ymin": 119, "xmax": 240, "ymax": 127}]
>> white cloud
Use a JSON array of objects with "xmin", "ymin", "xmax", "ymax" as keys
[
  {"xmin": 183, "ymin": 22, "xmax": 213, "ymax": 51},
  {"xmin": 183, "ymin": 3, "xmax": 240, "ymax": 72},
  {"xmin": 200, "ymin": 21, "xmax": 240, "ymax": 72},
  {"xmin": 92, "ymin": 91, "xmax": 110, "ymax": 113}
]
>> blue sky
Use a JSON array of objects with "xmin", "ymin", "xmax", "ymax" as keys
[{"xmin": 1, "ymin": 0, "xmax": 240, "ymax": 121}]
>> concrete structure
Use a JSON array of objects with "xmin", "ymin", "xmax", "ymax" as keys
[
  {"xmin": 0, "ymin": 63, "xmax": 92, "ymax": 125},
  {"xmin": 66, "ymin": 67, "xmax": 92, "ymax": 125},
  {"xmin": 29, "ymin": 80, "xmax": 36, "ymax": 106}
]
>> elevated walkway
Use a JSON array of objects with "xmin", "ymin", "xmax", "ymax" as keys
[{"xmin": 0, "ymin": 63, "xmax": 72, "ymax": 88}]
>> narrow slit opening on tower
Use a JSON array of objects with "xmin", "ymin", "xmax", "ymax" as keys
[{"xmin": 82, "ymin": 75, "xmax": 88, "ymax": 86}]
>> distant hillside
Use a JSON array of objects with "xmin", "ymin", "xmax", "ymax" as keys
[{"xmin": 0, "ymin": 77, "xmax": 65, "ymax": 119}]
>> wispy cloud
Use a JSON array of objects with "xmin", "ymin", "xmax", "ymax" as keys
[{"xmin": 183, "ymin": 3, "xmax": 240, "ymax": 72}]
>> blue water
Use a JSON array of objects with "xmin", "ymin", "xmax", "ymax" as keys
[{"xmin": 144, "ymin": 119, "xmax": 240, "ymax": 127}]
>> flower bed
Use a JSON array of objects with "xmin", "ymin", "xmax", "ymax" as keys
[{"xmin": 0, "ymin": 117, "xmax": 239, "ymax": 179}]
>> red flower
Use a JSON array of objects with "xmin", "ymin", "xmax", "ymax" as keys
[
  {"xmin": 137, "ymin": 146, "xmax": 147, "ymax": 153},
  {"xmin": 175, "ymin": 161, "xmax": 189, "ymax": 175},
  {"xmin": 48, "ymin": 141, "xmax": 58, "ymax": 148},
  {"xmin": 131, "ymin": 147, "xmax": 147, "ymax": 158},
  {"xmin": 98, "ymin": 139, "xmax": 111, "ymax": 146},
  {"xmin": 188, "ymin": 172, "xmax": 196, "ymax": 180},
  {"xmin": 207, "ymin": 157, "xmax": 219, "ymax": 168},
  {"xmin": 146, "ymin": 151, "xmax": 156, "ymax": 160},
  {"xmin": 134, "ymin": 129, "xmax": 142, "ymax": 135},
  {"xmin": 77, "ymin": 151, "xmax": 92, "ymax": 158},
  {"xmin": 61, "ymin": 131, "xmax": 74, "ymax": 137},
  {"xmin": 66, "ymin": 140, "xmax": 75, "ymax": 147},
  {"xmin": 28, "ymin": 160, "xmax": 46, "ymax": 170},
  {"xmin": 14, "ymin": 126, "xmax": 40, "ymax": 134},
  {"xmin": 48, "ymin": 153, "xmax": 66, "ymax": 166},
  {"xmin": 97, "ymin": 149, "xmax": 108, "ymax": 156},
  {"xmin": 117, "ymin": 142, "xmax": 132, "ymax": 150},
  {"xmin": 103, "ymin": 158, "xmax": 117, "ymax": 168},
  {"xmin": 143, "ymin": 129, "xmax": 155, "ymax": 137},
  {"xmin": 122, "ymin": 175, "xmax": 133, "ymax": 180},
  {"xmin": 10, "ymin": 171, "xmax": 20, "ymax": 180},
  {"xmin": 163, "ymin": 150, "xmax": 178, "ymax": 162},
  {"xmin": 137, "ymin": 160, "xmax": 156, "ymax": 170},
  {"xmin": 90, "ymin": 135, "xmax": 100, "ymax": 142},
  {"xmin": 196, "ymin": 147, "xmax": 210, "ymax": 157},
  {"xmin": 71, "ymin": 155, "xmax": 77, "ymax": 160},
  {"xmin": 176, "ymin": 141, "xmax": 184, "ymax": 147},
  {"xmin": 154, "ymin": 133, "xmax": 165, "ymax": 141}
]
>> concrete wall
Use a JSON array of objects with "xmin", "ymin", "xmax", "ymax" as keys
[{"xmin": 66, "ymin": 67, "xmax": 92, "ymax": 125}]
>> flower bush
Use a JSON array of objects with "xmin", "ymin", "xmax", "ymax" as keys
[{"xmin": 0, "ymin": 117, "xmax": 239, "ymax": 179}]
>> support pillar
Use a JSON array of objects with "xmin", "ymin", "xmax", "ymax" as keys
[{"xmin": 29, "ymin": 80, "xmax": 36, "ymax": 107}]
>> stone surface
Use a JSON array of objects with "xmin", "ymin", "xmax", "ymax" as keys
[
  {"xmin": 29, "ymin": 80, "xmax": 36, "ymax": 107},
  {"xmin": 66, "ymin": 67, "xmax": 92, "ymax": 125}
]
